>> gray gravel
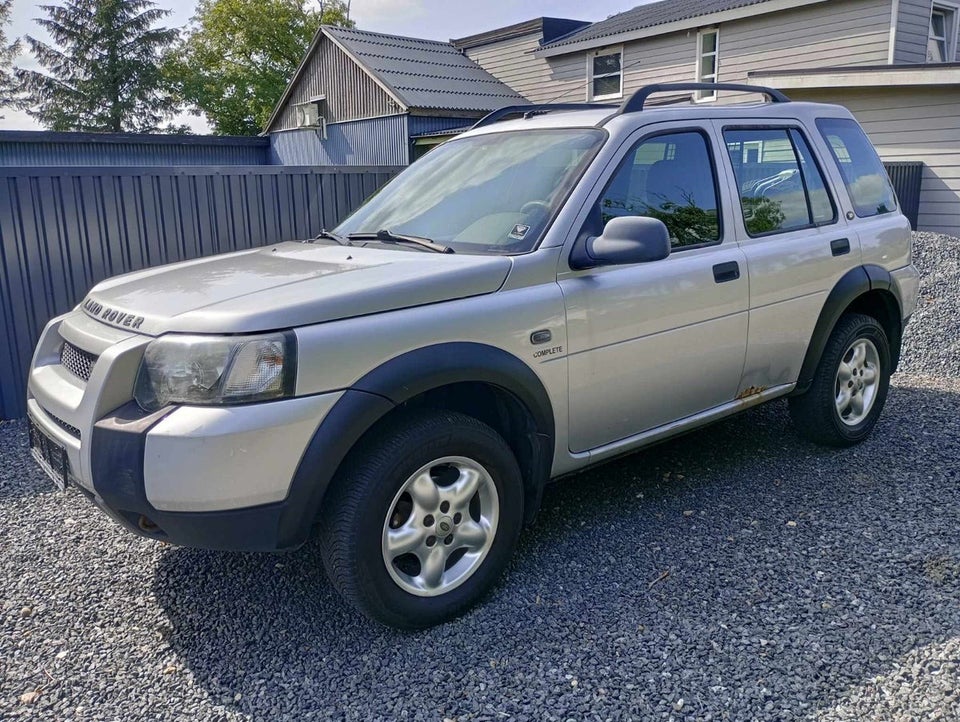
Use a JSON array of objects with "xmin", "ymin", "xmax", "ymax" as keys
[
  {"xmin": 900, "ymin": 231, "xmax": 960, "ymax": 378},
  {"xmin": 2, "ymin": 233, "xmax": 959, "ymax": 721}
]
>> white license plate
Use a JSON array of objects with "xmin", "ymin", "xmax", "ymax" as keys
[{"xmin": 28, "ymin": 417, "xmax": 69, "ymax": 491}]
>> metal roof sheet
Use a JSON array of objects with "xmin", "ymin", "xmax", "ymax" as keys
[
  {"xmin": 540, "ymin": 0, "xmax": 773, "ymax": 50},
  {"xmin": 451, "ymin": 17, "xmax": 590, "ymax": 50},
  {"xmin": 409, "ymin": 125, "xmax": 473, "ymax": 139},
  {"xmin": 324, "ymin": 25, "xmax": 528, "ymax": 112}
]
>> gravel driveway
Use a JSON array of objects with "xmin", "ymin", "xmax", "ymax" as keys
[{"xmin": 2, "ymin": 234, "xmax": 959, "ymax": 721}]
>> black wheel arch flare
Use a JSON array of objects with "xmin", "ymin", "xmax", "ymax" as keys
[
  {"xmin": 279, "ymin": 342, "xmax": 557, "ymax": 548},
  {"xmin": 793, "ymin": 264, "xmax": 904, "ymax": 396}
]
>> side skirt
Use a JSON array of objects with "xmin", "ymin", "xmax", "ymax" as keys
[{"xmin": 565, "ymin": 383, "xmax": 796, "ymax": 471}]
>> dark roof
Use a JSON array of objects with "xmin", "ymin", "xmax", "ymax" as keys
[
  {"xmin": 324, "ymin": 25, "xmax": 527, "ymax": 112},
  {"xmin": 540, "ymin": 0, "xmax": 775, "ymax": 51},
  {"xmin": 451, "ymin": 17, "xmax": 590, "ymax": 50},
  {"xmin": 410, "ymin": 126, "xmax": 472, "ymax": 139}
]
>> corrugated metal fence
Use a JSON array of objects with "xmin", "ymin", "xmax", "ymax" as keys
[
  {"xmin": 0, "ymin": 165, "xmax": 402, "ymax": 419},
  {"xmin": 0, "ymin": 130, "xmax": 270, "ymax": 166}
]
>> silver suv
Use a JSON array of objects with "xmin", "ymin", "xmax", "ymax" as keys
[{"xmin": 27, "ymin": 83, "xmax": 920, "ymax": 628}]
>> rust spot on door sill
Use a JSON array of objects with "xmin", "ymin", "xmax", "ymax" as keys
[{"xmin": 736, "ymin": 385, "xmax": 767, "ymax": 400}]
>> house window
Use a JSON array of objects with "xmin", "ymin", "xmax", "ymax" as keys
[
  {"xmin": 696, "ymin": 29, "xmax": 719, "ymax": 100},
  {"xmin": 928, "ymin": 4, "xmax": 958, "ymax": 62},
  {"xmin": 589, "ymin": 48, "xmax": 623, "ymax": 100}
]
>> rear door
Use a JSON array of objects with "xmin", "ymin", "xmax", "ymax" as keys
[
  {"xmin": 559, "ymin": 122, "xmax": 749, "ymax": 453},
  {"xmin": 712, "ymin": 120, "xmax": 858, "ymax": 394}
]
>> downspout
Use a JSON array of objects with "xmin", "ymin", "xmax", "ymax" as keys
[{"xmin": 888, "ymin": 0, "xmax": 901, "ymax": 64}]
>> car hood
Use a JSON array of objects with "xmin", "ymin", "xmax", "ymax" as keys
[{"xmin": 80, "ymin": 242, "xmax": 513, "ymax": 335}]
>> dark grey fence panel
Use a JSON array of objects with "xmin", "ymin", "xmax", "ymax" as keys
[
  {"xmin": 883, "ymin": 161, "xmax": 923, "ymax": 231},
  {"xmin": 0, "ymin": 165, "xmax": 401, "ymax": 419},
  {"xmin": 0, "ymin": 130, "xmax": 270, "ymax": 166}
]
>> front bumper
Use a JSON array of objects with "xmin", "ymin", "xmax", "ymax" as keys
[
  {"xmin": 27, "ymin": 310, "xmax": 344, "ymax": 551},
  {"xmin": 86, "ymin": 395, "xmax": 341, "ymax": 551}
]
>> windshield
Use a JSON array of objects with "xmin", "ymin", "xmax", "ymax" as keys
[{"xmin": 334, "ymin": 128, "xmax": 606, "ymax": 254}]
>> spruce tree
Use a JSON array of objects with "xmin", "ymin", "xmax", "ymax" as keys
[
  {"xmin": 17, "ymin": 0, "xmax": 179, "ymax": 132},
  {"xmin": 0, "ymin": 0, "xmax": 19, "ymax": 115}
]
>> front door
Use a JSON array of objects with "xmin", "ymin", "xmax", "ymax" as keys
[{"xmin": 560, "ymin": 124, "xmax": 749, "ymax": 453}]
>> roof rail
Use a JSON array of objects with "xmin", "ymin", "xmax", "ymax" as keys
[
  {"xmin": 615, "ymin": 83, "xmax": 791, "ymax": 115},
  {"xmin": 472, "ymin": 103, "xmax": 617, "ymax": 130}
]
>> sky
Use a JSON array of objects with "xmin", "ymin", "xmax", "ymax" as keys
[{"xmin": 1, "ymin": 0, "xmax": 634, "ymax": 132}]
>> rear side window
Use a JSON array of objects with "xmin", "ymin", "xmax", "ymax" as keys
[
  {"xmin": 596, "ymin": 130, "xmax": 721, "ymax": 249},
  {"xmin": 816, "ymin": 118, "xmax": 897, "ymax": 218},
  {"xmin": 724, "ymin": 127, "xmax": 836, "ymax": 236}
]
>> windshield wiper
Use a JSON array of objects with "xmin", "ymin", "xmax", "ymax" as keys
[
  {"xmin": 348, "ymin": 229, "xmax": 455, "ymax": 254},
  {"xmin": 313, "ymin": 229, "xmax": 351, "ymax": 245}
]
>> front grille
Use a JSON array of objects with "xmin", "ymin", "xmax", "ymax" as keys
[
  {"xmin": 60, "ymin": 341, "xmax": 98, "ymax": 382},
  {"xmin": 49, "ymin": 412, "xmax": 81, "ymax": 439}
]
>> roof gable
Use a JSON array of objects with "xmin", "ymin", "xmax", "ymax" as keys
[
  {"xmin": 324, "ymin": 26, "xmax": 527, "ymax": 112},
  {"xmin": 265, "ymin": 25, "xmax": 527, "ymax": 134},
  {"xmin": 264, "ymin": 31, "xmax": 401, "ymax": 133}
]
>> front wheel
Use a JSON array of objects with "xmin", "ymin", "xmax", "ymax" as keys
[
  {"xmin": 789, "ymin": 313, "xmax": 891, "ymax": 447},
  {"xmin": 318, "ymin": 410, "xmax": 524, "ymax": 629}
]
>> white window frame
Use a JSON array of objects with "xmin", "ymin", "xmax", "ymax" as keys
[
  {"xmin": 587, "ymin": 46, "xmax": 624, "ymax": 101},
  {"xmin": 695, "ymin": 28, "xmax": 720, "ymax": 102},
  {"xmin": 929, "ymin": 2, "xmax": 960, "ymax": 63}
]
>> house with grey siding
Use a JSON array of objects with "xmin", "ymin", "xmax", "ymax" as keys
[
  {"xmin": 263, "ymin": 25, "xmax": 529, "ymax": 166},
  {"xmin": 452, "ymin": 0, "xmax": 960, "ymax": 235}
]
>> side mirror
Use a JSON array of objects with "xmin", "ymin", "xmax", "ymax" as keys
[{"xmin": 570, "ymin": 216, "xmax": 671, "ymax": 270}]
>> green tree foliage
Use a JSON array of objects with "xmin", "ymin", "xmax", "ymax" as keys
[
  {"xmin": 16, "ymin": 0, "xmax": 178, "ymax": 132},
  {"xmin": 602, "ymin": 191, "xmax": 721, "ymax": 248},
  {"xmin": 166, "ymin": 0, "xmax": 353, "ymax": 136},
  {"xmin": 0, "ymin": 0, "xmax": 20, "ymax": 115},
  {"xmin": 740, "ymin": 195, "xmax": 787, "ymax": 236}
]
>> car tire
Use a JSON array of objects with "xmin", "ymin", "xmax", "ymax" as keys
[
  {"xmin": 789, "ymin": 312, "xmax": 891, "ymax": 447},
  {"xmin": 318, "ymin": 409, "xmax": 524, "ymax": 629}
]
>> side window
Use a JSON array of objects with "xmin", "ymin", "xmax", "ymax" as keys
[
  {"xmin": 791, "ymin": 130, "xmax": 835, "ymax": 225},
  {"xmin": 816, "ymin": 117, "xmax": 897, "ymax": 218},
  {"xmin": 724, "ymin": 127, "xmax": 835, "ymax": 236},
  {"xmin": 597, "ymin": 131, "xmax": 721, "ymax": 249}
]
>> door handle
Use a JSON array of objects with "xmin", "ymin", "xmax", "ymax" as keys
[
  {"xmin": 831, "ymin": 238, "xmax": 851, "ymax": 256},
  {"xmin": 713, "ymin": 261, "xmax": 740, "ymax": 283}
]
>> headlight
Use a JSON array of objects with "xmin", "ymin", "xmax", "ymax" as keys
[{"xmin": 134, "ymin": 332, "xmax": 296, "ymax": 411}]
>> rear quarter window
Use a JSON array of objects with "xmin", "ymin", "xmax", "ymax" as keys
[{"xmin": 816, "ymin": 118, "xmax": 897, "ymax": 219}]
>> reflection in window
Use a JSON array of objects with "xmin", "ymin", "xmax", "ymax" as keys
[
  {"xmin": 792, "ymin": 131, "xmax": 835, "ymax": 224},
  {"xmin": 817, "ymin": 118, "xmax": 897, "ymax": 218},
  {"xmin": 724, "ymin": 128, "xmax": 836, "ymax": 236},
  {"xmin": 335, "ymin": 129, "xmax": 605, "ymax": 252},
  {"xmin": 597, "ymin": 131, "xmax": 721, "ymax": 248}
]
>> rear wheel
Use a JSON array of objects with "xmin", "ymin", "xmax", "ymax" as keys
[
  {"xmin": 318, "ymin": 410, "xmax": 524, "ymax": 629},
  {"xmin": 789, "ymin": 313, "xmax": 891, "ymax": 447}
]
